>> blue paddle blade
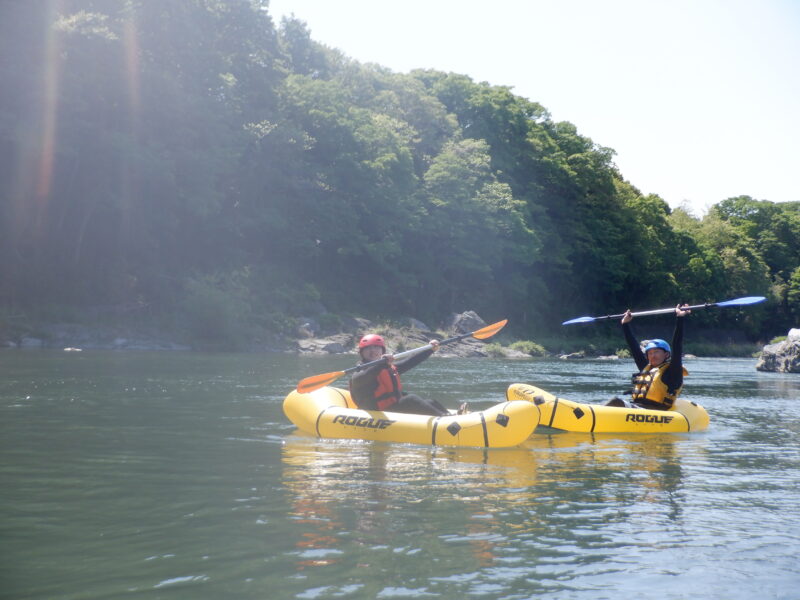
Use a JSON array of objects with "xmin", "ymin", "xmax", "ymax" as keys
[
  {"xmin": 717, "ymin": 296, "xmax": 766, "ymax": 307},
  {"xmin": 562, "ymin": 316, "xmax": 595, "ymax": 325}
]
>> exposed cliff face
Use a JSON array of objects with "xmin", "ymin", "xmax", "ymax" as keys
[{"xmin": 756, "ymin": 329, "xmax": 800, "ymax": 373}]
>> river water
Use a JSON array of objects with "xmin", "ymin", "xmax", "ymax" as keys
[{"xmin": 1, "ymin": 350, "xmax": 798, "ymax": 599}]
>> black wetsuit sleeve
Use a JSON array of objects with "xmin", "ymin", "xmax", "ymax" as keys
[
  {"xmin": 623, "ymin": 322, "xmax": 648, "ymax": 371},
  {"xmin": 661, "ymin": 317, "xmax": 685, "ymax": 393},
  {"xmin": 394, "ymin": 348, "xmax": 434, "ymax": 375}
]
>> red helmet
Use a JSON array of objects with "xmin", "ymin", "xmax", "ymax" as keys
[{"xmin": 358, "ymin": 334, "xmax": 385, "ymax": 350}]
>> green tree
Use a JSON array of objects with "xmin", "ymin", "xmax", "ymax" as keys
[
  {"xmin": 2, "ymin": 1, "xmax": 796, "ymax": 345},
  {"xmin": 714, "ymin": 196, "xmax": 800, "ymax": 280},
  {"xmin": 406, "ymin": 139, "xmax": 538, "ymax": 319},
  {"xmin": 787, "ymin": 266, "xmax": 800, "ymax": 324}
]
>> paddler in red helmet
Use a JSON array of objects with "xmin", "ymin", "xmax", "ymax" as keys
[{"xmin": 349, "ymin": 334, "xmax": 468, "ymax": 416}]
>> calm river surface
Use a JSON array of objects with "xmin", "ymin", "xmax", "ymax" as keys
[{"xmin": 1, "ymin": 350, "xmax": 798, "ymax": 599}]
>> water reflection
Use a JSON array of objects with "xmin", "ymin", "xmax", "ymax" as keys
[
  {"xmin": 280, "ymin": 434, "xmax": 545, "ymax": 578},
  {"xmin": 279, "ymin": 429, "xmax": 705, "ymax": 594},
  {"xmin": 755, "ymin": 371, "xmax": 800, "ymax": 398}
]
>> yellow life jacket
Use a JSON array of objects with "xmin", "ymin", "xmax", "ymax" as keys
[{"xmin": 631, "ymin": 362, "xmax": 688, "ymax": 410}]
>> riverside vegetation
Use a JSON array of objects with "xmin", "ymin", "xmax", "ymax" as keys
[{"xmin": 2, "ymin": 2, "xmax": 797, "ymax": 352}]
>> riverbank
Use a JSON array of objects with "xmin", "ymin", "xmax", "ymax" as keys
[
  {"xmin": 0, "ymin": 311, "xmax": 525, "ymax": 357},
  {"xmin": 0, "ymin": 311, "xmax": 763, "ymax": 359}
]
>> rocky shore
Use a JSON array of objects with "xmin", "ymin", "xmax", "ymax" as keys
[
  {"xmin": 0, "ymin": 310, "xmax": 530, "ymax": 358},
  {"xmin": 1, "ymin": 322, "xmax": 192, "ymax": 351},
  {"xmin": 2, "ymin": 310, "xmax": 772, "ymax": 365},
  {"xmin": 294, "ymin": 311, "xmax": 531, "ymax": 359}
]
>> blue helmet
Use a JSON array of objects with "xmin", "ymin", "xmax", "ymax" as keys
[{"xmin": 644, "ymin": 339, "xmax": 671, "ymax": 354}]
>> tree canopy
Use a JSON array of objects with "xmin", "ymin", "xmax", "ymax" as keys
[{"xmin": 1, "ymin": 0, "xmax": 794, "ymax": 345}]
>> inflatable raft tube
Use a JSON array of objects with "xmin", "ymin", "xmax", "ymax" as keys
[
  {"xmin": 283, "ymin": 386, "xmax": 540, "ymax": 448},
  {"xmin": 506, "ymin": 383, "xmax": 709, "ymax": 433}
]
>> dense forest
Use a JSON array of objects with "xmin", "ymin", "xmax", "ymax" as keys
[{"xmin": 1, "ymin": 0, "xmax": 798, "ymax": 348}]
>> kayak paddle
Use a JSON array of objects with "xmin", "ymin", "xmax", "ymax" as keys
[
  {"xmin": 562, "ymin": 296, "xmax": 766, "ymax": 325},
  {"xmin": 296, "ymin": 319, "xmax": 508, "ymax": 393}
]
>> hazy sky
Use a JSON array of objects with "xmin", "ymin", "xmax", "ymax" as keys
[{"xmin": 268, "ymin": 0, "xmax": 799, "ymax": 216}]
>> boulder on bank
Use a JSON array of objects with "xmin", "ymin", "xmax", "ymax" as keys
[
  {"xmin": 443, "ymin": 311, "xmax": 486, "ymax": 334},
  {"xmin": 756, "ymin": 329, "xmax": 800, "ymax": 373}
]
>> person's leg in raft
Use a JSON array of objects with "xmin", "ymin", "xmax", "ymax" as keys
[{"xmin": 392, "ymin": 394, "xmax": 450, "ymax": 416}]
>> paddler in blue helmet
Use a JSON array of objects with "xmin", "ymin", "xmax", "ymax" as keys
[{"xmin": 618, "ymin": 304, "xmax": 691, "ymax": 410}]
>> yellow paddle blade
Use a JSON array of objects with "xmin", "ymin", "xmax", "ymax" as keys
[
  {"xmin": 296, "ymin": 370, "xmax": 345, "ymax": 394},
  {"xmin": 472, "ymin": 319, "xmax": 508, "ymax": 340}
]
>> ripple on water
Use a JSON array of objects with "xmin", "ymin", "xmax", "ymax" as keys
[{"xmin": 2, "ymin": 354, "xmax": 800, "ymax": 600}]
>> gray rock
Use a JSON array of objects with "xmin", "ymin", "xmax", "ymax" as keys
[
  {"xmin": 756, "ymin": 332, "xmax": 800, "ymax": 372},
  {"xmin": 342, "ymin": 316, "xmax": 373, "ymax": 333},
  {"xmin": 404, "ymin": 317, "xmax": 432, "ymax": 332},
  {"xmin": 321, "ymin": 342, "xmax": 346, "ymax": 354},
  {"xmin": 297, "ymin": 318, "xmax": 321, "ymax": 337},
  {"xmin": 296, "ymin": 324, "xmax": 315, "ymax": 338},
  {"xmin": 297, "ymin": 333, "xmax": 355, "ymax": 355},
  {"xmin": 443, "ymin": 311, "xmax": 487, "ymax": 334}
]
